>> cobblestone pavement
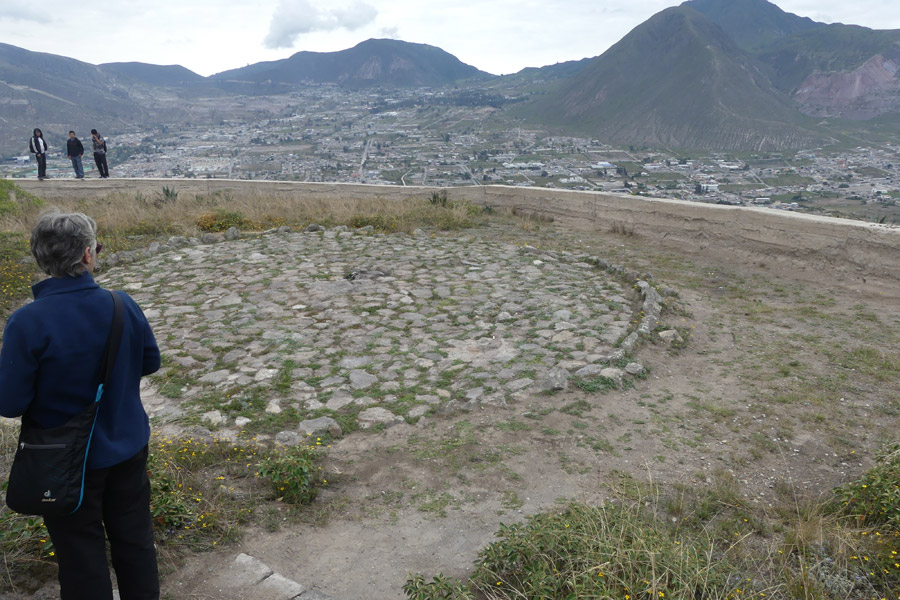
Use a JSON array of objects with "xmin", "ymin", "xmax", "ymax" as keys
[{"xmin": 99, "ymin": 227, "xmax": 644, "ymax": 437}]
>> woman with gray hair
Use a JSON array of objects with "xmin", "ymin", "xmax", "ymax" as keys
[{"xmin": 0, "ymin": 211, "xmax": 161, "ymax": 600}]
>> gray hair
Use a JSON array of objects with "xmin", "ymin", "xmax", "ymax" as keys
[{"xmin": 30, "ymin": 211, "xmax": 97, "ymax": 277}]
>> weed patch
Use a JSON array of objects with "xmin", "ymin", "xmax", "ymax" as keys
[{"xmin": 407, "ymin": 501, "xmax": 739, "ymax": 599}]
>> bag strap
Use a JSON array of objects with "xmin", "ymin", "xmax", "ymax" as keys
[{"xmin": 96, "ymin": 291, "xmax": 125, "ymax": 402}]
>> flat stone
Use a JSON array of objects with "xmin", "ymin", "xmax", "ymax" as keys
[
  {"xmin": 551, "ymin": 330, "xmax": 575, "ymax": 343},
  {"xmin": 298, "ymin": 590, "xmax": 333, "ymax": 600},
  {"xmin": 199, "ymin": 369, "xmax": 232, "ymax": 384},
  {"xmin": 349, "ymin": 370, "xmax": 378, "ymax": 389},
  {"xmin": 358, "ymin": 407, "xmax": 405, "ymax": 429},
  {"xmin": 539, "ymin": 368, "xmax": 569, "ymax": 392},
  {"xmin": 507, "ymin": 378, "xmax": 533, "ymax": 392},
  {"xmin": 254, "ymin": 368, "xmax": 279, "ymax": 382},
  {"xmin": 222, "ymin": 349, "xmax": 245, "ymax": 363},
  {"xmin": 600, "ymin": 367, "xmax": 626, "ymax": 387},
  {"xmin": 408, "ymin": 405, "xmax": 429, "ymax": 418},
  {"xmin": 557, "ymin": 360, "xmax": 587, "ymax": 370},
  {"xmin": 274, "ymin": 431, "xmax": 302, "ymax": 446},
  {"xmin": 201, "ymin": 410, "xmax": 226, "ymax": 427},
  {"xmin": 298, "ymin": 417, "xmax": 342, "ymax": 437},
  {"xmin": 574, "ymin": 364, "xmax": 605, "ymax": 378},
  {"xmin": 658, "ymin": 329, "xmax": 684, "ymax": 344},
  {"xmin": 465, "ymin": 387, "xmax": 484, "ymax": 401},
  {"xmin": 339, "ymin": 356, "xmax": 372, "ymax": 369},
  {"xmin": 625, "ymin": 362, "xmax": 645, "ymax": 375},
  {"xmin": 200, "ymin": 232, "xmax": 223, "ymax": 244},
  {"xmin": 216, "ymin": 294, "xmax": 242, "ymax": 307},
  {"xmin": 256, "ymin": 573, "xmax": 306, "ymax": 600},
  {"xmin": 325, "ymin": 391, "xmax": 354, "ymax": 411},
  {"xmin": 225, "ymin": 554, "xmax": 272, "ymax": 587}
]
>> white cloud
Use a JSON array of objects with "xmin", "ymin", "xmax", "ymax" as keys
[
  {"xmin": 263, "ymin": 0, "xmax": 378, "ymax": 49},
  {"xmin": 1, "ymin": 2, "xmax": 53, "ymax": 24},
  {"xmin": 379, "ymin": 25, "xmax": 400, "ymax": 40}
]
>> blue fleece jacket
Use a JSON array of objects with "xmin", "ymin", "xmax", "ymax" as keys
[{"xmin": 0, "ymin": 272, "xmax": 160, "ymax": 469}]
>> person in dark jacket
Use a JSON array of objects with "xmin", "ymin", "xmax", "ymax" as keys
[
  {"xmin": 66, "ymin": 131, "xmax": 84, "ymax": 179},
  {"xmin": 29, "ymin": 128, "xmax": 48, "ymax": 180},
  {"xmin": 90, "ymin": 129, "xmax": 109, "ymax": 178},
  {"xmin": 0, "ymin": 211, "xmax": 161, "ymax": 600}
]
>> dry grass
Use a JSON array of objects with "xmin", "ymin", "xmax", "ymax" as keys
[{"xmin": 0, "ymin": 189, "xmax": 483, "ymax": 240}]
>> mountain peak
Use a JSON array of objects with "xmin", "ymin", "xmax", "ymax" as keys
[
  {"xmin": 682, "ymin": 0, "xmax": 823, "ymax": 50},
  {"xmin": 214, "ymin": 39, "xmax": 490, "ymax": 88},
  {"xmin": 519, "ymin": 2, "xmax": 821, "ymax": 150}
]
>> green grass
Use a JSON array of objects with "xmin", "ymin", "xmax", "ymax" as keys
[
  {"xmin": 406, "ymin": 446, "xmax": 900, "ymax": 599},
  {"xmin": 0, "ymin": 429, "xmax": 326, "ymax": 588},
  {"xmin": 0, "ymin": 232, "xmax": 34, "ymax": 317}
]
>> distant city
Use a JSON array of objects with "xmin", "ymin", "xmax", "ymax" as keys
[{"xmin": 4, "ymin": 85, "xmax": 898, "ymax": 225}]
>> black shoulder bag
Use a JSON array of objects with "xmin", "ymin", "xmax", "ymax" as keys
[{"xmin": 5, "ymin": 290, "xmax": 124, "ymax": 517}]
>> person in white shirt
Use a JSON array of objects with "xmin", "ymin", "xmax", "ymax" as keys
[{"xmin": 29, "ymin": 128, "xmax": 48, "ymax": 180}]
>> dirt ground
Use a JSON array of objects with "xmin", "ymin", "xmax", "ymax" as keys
[
  {"xmin": 156, "ymin": 218, "xmax": 900, "ymax": 600},
  {"xmin": 4, "ymin": 215, "xmax": 899, "ymax": 600}
]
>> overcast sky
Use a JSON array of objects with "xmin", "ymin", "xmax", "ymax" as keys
[{"xmin": 2, "ymin": 0, "xmax": 897, "ymax": 77}]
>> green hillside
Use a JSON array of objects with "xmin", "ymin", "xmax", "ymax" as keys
[{"xmin": 517, "ymin": 6, "xmax": 826, "ymax": 150}]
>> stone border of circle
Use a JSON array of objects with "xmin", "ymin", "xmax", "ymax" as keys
[{"xmin": 99, "ymin": 227, "xmax": 675, "ymax": 394}]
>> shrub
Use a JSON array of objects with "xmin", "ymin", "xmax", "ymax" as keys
[
  {"xmin": 404, "ymin": 574, "xmax": 473, "ymax": 600},
  {"xmin": 146, "ymin": 434, "xmax": 325, "ymax": 551},
  {"xmin": 833, "ymin": 442, "xmax": 900, "ymax": 529},
  {"xmin": 429, "ymin": 190, "xmax": 449, "ymax": 207},
  {"xmin": 196, "ymin": 210, "xmax": 252, "ymax": 232},
  {"xmin": 257, "ymin": 442, "xmax": 324, "ymax": 505}
]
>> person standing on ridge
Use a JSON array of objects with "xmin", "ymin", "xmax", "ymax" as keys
[
  {"xmin": 29, "ymin": 128, "xmax": 48, "ymax": 180},
  {"xmin": 91, "ymin": 129, "xmax": 109, "ymax": 178},
  {"xmin": 66, "ymin": 131, "xmax": 85, "ymax": 179}
]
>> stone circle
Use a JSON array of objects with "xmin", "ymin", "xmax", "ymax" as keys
[{"xmin": 102, "ymin": 227, "xmax": 647, "ymax": 435}]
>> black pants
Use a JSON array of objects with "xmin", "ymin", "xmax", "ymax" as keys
[
  {"xmin": 36, "ymin": 153, "xmax": 47, "ymax": 178},
  {"xmin": 43, "ymin": 446, "xmax": 159, "ymax": 600},
  {"xmin": 94, "ymin": 152, "xmax": 109, "ymax": 177}
]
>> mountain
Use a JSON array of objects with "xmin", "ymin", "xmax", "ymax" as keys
[
  {"xmin": 518, "ymin": 6, "xmax": 824, "ymax": 150},
  {"xmin": 211, "ymin": 39, "xmax": 491, "ymax": 88},
  {"xmin": 0, "ymin": 43, "xmax": 154, "ymax": 155},
  {"xmin": 752, "ymin": 26, "xmax": 900, "ymax": 119},
  {"xmin": 682, "ymin": 0, "xmax": 823, "ymax": 51},
  {"xmin": 99, "ymin": 62, "xmax": 205, "ymax": 87},
  {"xmin": 688, "ymin": 0, "xmax": 900, "ymax": 119},
  {"xmin": 513, "ymin": 58, "xmax": 594, "ymax": 82}
]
